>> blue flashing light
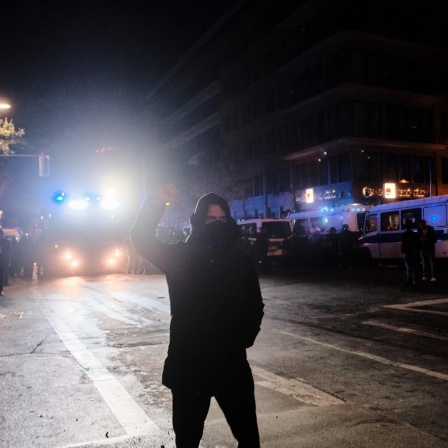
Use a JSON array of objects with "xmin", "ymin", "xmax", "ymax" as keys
[
  {"xmin": 53, "ymin": 191, "xmax": 66, "ymax": 204},
  {"xmin": 429, "ymin": 216, "xmax": 439, "ymax": 222}
]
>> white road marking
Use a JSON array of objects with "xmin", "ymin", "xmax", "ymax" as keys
[
  {"xmin": 277, "ymin": 330, "xmax": 448, "ymax": 382},
  {"xmin": 384, "ymin": 297, "xmax": 448, "ymax": 316},
  {"xmin": 362, "ymin": 319, "xmax": 448, "ymax": 342},
  {"xmin": 42, "ymin": 306, "xmax": 160, "ymax": 440},
  {"xmin": 251, "ymin": 365, "xmax": 343, "ymax": 406}
]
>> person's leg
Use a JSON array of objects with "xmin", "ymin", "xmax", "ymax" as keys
[
  {"xmin": 429, "ymin": 251, "xmax": 436, "ymax": 279},
  {"xmin": 215, "ymin": 376, "xmax": 260, "ymax": 447},
  {"xmin": 403, "ymin": 256, "xmax": 412, "ymax": 282},
  {"xmin": 171, "ymin": 389, "xmax": 211, "ymax": 448},
  {"xmin": 420, "ymin": 251, "xmax": 428, "ymax": 278}
]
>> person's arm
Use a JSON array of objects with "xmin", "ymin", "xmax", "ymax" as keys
[
  {"xmin": 130, "ymin": 184, "xmax": 180, "ymax": 273},
  {"xmin": 430, "ymin": 227, "xmax": 438, "ymax": 244},
  {"xmin": 242, "ymin": 260, "xmax": 265, "ymax": 348}
]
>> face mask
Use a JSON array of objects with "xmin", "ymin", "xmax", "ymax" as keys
[{"xmin": 202, "ymin": 220, "xmax": 232, "ymax": 246}]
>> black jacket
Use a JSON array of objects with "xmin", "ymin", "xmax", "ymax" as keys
[
  {"xmin": 417, "ymin": 225, "xmax": 437, "ymax": 252},
  {"xmin": 401, "ymin": 229, "xmax": 420, "ymax": 255},
  {"xmin": 130, "ymin": 201, "xmax": 264, "ymax": 391}
]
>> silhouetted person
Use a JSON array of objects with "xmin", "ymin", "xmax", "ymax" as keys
[
  {"xmin": 401, "ymin": 220, "xmax": 420, "ymax": 285},
  {"xmin": 131, "ymin": 185, "xmax": 264, "ymax": 447},
  {"xmin": 323, "ymin": 226, "xmax": 338, "ymax": 266},
  {"xmin": 417, "ymin": 219, "xmax": 437, "ymax": 281},
  {"xmin": 0, "ymin": 229, "xmax": 12, "ymax": 295},
  {"xmin": 339, "ymin": 224, "xmax": 355, "ymax": 268}
]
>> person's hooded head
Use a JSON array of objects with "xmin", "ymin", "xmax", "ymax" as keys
[{"xmin": 189, "ymin": 193, "xmax": 240, "ymax": 246}]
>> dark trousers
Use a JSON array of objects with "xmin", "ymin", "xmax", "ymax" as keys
[
  {"xmin": 403, "ymin": 253, "xmax": 419, "ymax": 283},
  {"xmin": 420, "ymin": 249, "xmax": 436, "ymax": 278},
  {"xmin": 171, "ymin": 377, "xmax": 260, "ymax": 448}
]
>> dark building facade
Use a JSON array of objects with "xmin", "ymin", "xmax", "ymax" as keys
[{"xmin": 141, "ymin": 0, "xmax": 448, "ymax": 228}]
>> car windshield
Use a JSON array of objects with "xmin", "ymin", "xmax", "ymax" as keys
[{"xmin": 261, "ymin": 222, "xmax": 292, "ymax": 238}]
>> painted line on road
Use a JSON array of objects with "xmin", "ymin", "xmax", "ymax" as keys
[
  {"xmin": 362, "ymin": 320, "xmax": 448, "ymax": 342},
  {"xmin": 43, "ymin": 306, "xmax": 161, "ymax": 440},
  {"xmin": 384, "ymin": 297, "xmax": 448, "ymax": 317},
  {"xmin": 277, "ymin": 330, "xmax": 448, "ymax": 382},
  {"xmin": 251, "ymin": 365, "xmax": 343, "ymax": 406}
]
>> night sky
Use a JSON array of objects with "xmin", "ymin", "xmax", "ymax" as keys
[{"xmin": 1, "ymin": 0, "xmax": 237, "ymax": 155}]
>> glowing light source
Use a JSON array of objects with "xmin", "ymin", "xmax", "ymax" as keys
[
  {"xmin": 68, "ymin": 199, "xmax": 89, "ymax": 210},
  {"xmin": 53, "ymin": 191, "xmax": 65, "ymax": 203},
  {"xmin": 306, "ymin": 188, "xmax": 314, "ymax": 203},
  {"xmin": 100, "ymin": 189, "xmax": 119, "ymax": 210},
  {"xmin": 384, "ymin": 183, "xmax": 396, "ymax": 199}
]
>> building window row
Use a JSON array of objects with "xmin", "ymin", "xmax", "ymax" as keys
[
  {"xmin": 244, "ymin": 168, "xmax": 291, "ymax": 199},
  {"xmin": 241, "ymin": 136, "xmax": 262, "ymax": 162},
  {"xmin": 294, "ymin": 152, "xmax": 433, "ymax": 189},
  {"xmin": 266, "ymin": 168, "xmax": 290, "ymax": 195},
  {"xmin": 175, "ymin": 125, "xmax": 221, "ymax": 164},
  {"xmin": 294, "ymin": 101, "xmax": 434, "ymax": 151},
  {"xmin": 289, "ymin": 50, "xmax": 445, "ymax": 106},
  {"xmin": 266, "ymin": 126, "xmax": 289, "ymax": 156}
]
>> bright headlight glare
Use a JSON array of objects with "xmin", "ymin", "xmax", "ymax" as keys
[{"xmin": 68, "ymin": 199, "xmax": 89, "ymax": 210}]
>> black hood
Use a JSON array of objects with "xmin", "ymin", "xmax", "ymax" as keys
[
  {"xmin": 189, "ymin": 192, "xmax": 231, "ymax": 231},
  {"xmin": 187, "ymin": 192, "xmax": 241, "ymax": 246}
]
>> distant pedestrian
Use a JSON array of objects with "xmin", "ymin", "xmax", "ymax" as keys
[
  {"xmin": 0, "ymin": 229, "xmax": 12, "ymax": 295},
  {"xmin": 323, "ymin": 226, "xmax": 338, "ymax": 266},
  {"xmin": 417, "ymin": 219, "xmax": 437, "ymax": 281},
  {"xmin": 338, "ymin": 224, "xmax": 355, "ymax": 268},
  {"xmin": 401, "ymin": 220, "xmax": 420, "ymax": 285}
]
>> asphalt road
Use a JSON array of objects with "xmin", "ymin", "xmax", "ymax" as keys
[{"xmin": 1, "ymin": 263, "xmax": 448, "ymax": 448}]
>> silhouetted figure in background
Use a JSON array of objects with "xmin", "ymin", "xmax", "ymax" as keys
[
  {"xmin": 339, "ymin": 224, "xmax": 356, "ymax": 268},
  {"xmin": 418, "ymin": 219, "xmax": 437, "ymax": 281},
  {"xmin": 131, "ymin": 185, "xmax": 264, "ymax": 447},
  {"xmin": 0, "ymin": 229, "xmax": 12, "ymax": 295},
  {"xmin": 323, "ymin": 226, "xmax": 338, "ymax": 266},
  {"xmin": 401, "ymin": 220, "xmax": 421, "ymax": 285}
]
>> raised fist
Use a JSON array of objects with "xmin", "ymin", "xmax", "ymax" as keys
[{"xmin": 153, "ymin": 184, "xmax": 180, "ymax": 207}]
